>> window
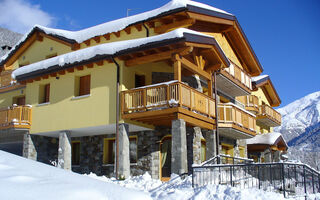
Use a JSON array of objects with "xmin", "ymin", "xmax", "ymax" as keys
[
  {"xmin": 72, "ymin": 141, "xmax": 80, "ymax": 166},
  {"xmin": 103, "ymin": 136, "xmax": 137, "ymax": 165},
  {"xmin": 39, "ymin": 84, "xmax": 50, "ymax": 103},
  {"xmin": 201, "ymin": 140, "xmax": 206, "ymax": 163},
  {"xmin": 135, "ymin": 74, "xmax": 145, "ymax": 88},
  {"xmin": 13, "ymin": 96, "xmax": 25, "ymax": 105},
  {"xmin": 76, "ymin": 75, "xmax": 91, "ymax": 96}
]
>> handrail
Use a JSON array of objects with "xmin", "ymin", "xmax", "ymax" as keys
[
  {"xmin": 223, "ymin": 62, "xmax": 252, "ymax": 90},
  {"xmin": 192, "ymin": 161, "xmax": 320, "ymax": 197},
  {"xmin": 0, "ymin": 105, "xmax": 32, "ymax": 129},
  {"xmin": 218, "ymin": 103, "xmax": 256, "ymax": 132},
  {"xmin": 200, "ymin": 154, "xmax": 254, "ymax": 166},
  {"xmin": 259, "ymin": 104, "xmax": 281, "ymax": 124},
  {"xmin": 121, "ymin": 81, "xmax": 216, "ymax": 118}
]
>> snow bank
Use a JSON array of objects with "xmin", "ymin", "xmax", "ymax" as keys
[
  {"xmin": 86, "ymin": 172, "xmax": 320, "ymax": 200},
  {"xmin": 12, "ymin": 28, "xmax": 212, "ymax": 79},
  {"xmin": 0, "ymin": 150, "xmax": 151, "ymax": 200}
]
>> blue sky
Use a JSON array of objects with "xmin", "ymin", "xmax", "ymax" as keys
[{"xmin": 0, "ymin": 0, "xmax": 319, "ymax": 107}]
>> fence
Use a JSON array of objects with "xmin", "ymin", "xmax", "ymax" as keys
[{"xmin": 192, "ymin": 162, "xmax": 320, "ymax": 198}]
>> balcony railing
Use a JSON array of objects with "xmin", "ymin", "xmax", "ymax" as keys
[
  {"xmin": 223, "ymin": 63, "xmax": 252, "ymax": 90},
  {"xmin": 121, "ymin": 81, "xmax": 216, "ymax": 119},
  {"xmin": 218, "ymin": 103, "xmax": 256, "ymax": 135},
  {"xmin": 238, "ymin": 95, "xmax": 259, "ymax": 113},
  {"xmin": 258, "ymin": 104, "xmax": 281, "ymax": 126},
  {"xmin": 0, "ymin": 105, "xmax": 32, "ymax": 129}
]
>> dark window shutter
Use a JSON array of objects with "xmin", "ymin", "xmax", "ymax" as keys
[
  {"xmin": 45, "ymin": 84, "xmax": 50, "ymax": 103},
  {"xmin": 79, "ymin": 75, "xmax": 90, "ymax": 96}
]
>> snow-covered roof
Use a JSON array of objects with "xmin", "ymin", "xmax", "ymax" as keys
[
  {"xmin": 251, "ymin": 74, "xmax": 269, "ymax": 82},
  {"xmin": 12, "ymin": 28, "xmax": 215, "ymax": 80},
  {"xmin": 0, "ymin": 28, "xmax": 22, "ymax": 57},
  {"xmin": 1, "ymin": 0, "xmax": 233, "ymax": 64},
  {"xmin": 247, "ymin": 132, "xmax": 287, "ymax": 147}
]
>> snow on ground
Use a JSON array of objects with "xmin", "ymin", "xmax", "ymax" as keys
[
  {"xmin": 0, "ymin": 150, "xmax": 151, "ymax": 200},
  {"xmin": 87, "ymin": 172, "xmax": 320, "ymax": 200},
  {"xmin": 1, "ymin": 150, "xmax": 319, "ymax": 200}
]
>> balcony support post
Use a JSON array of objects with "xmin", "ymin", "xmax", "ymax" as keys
[
  {"xmin": 171, "ymin": 119, "xmax": 188, "ymax": 175},
  {"xmin": 118, "ymin": 123, "xmax": 130, "ymax": 179},
  {"xmin": 173, "ymin": 55, "xmax": 182, "ymax": 82},
  {"xmin": 58, "ymin": 131, "xmax": 71, "ymax": 170},
  {"xmin": 214, "ymin": 71, "xmax": 220, "ymax": 160},
  {"xmin": 204, "ymin": 129, "xmax": 217, "ymax": 160},
  {"xmin": 22, "ymin": 132, "xmax": 37, "ymax": 161}
]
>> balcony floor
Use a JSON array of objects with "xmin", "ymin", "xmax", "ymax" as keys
[
  {"xmin": 122, "ymin": 107, "xmax": 215, "ymax": 130},
  {"xmin": 257, "ymin": 116, "xmax": 281, "ymax": 127},
  {"xmin": 218, "ymin": 123, "xmax": 256, "ymax": 139}
]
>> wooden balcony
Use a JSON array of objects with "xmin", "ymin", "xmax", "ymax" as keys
[
  {"xmin": 217, "ymin": 62, "xmax": 252, "ymax": 97},
  {"xmin": 0, "ymin": 105, "xmax": 32, "ymax": 130},
  {"xmin": 257, "ymin": 104, "xmax": 281, "ymax": 127},
  {"xmin": 237, "ymin": 95, "xmax": 259, "ymax": 113},
  {"xmin": 121, "ymin": 81, "xmax": 216, "ymax": 129},
  {"xmin": 218, "ymin": 103, "xmax": 256, "ymax": 139}
]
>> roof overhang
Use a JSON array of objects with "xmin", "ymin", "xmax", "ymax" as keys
[
  {"xmin": 253, "ymin": 76, "xmax": 281, "ymax": 107},
  {"xmin": 13, "ymin": 30, "xmax": 230, "ymax": 82}
]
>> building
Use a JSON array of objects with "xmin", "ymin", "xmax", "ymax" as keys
[{"xmin": 0, "ymin": 0, "xmax": 284, "ymax": 180}]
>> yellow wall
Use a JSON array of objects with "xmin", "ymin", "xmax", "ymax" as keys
[
  {"xmin": 0, "ymin": 87, "xmax": 26, "ymax": 107},
  {"xmin": 26, "ymin": 63, "xmax": 117, "ymax": 134},
  {"xmin": 202, "ymin": 32, "xmax": 242, "ymax": 68},
  {"xmin": 120, "ymin": 60, "xmax": 173, "ymax": 91},
  {"xmin": 16, "ymin": 37, "xmax": 71, "ymax": 69}
]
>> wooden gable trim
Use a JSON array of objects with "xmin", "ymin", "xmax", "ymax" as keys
[{"xmin": 154, "ymin": 18, "xmax": 195, "ymax": 34}]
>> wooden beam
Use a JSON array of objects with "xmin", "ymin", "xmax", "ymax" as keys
[
  {"xmin": 205, "ymin": 63, "xmax": 221, "ymax": 72},
  {"xmin": 71, "ymin": 43, "xmax": 80, "ymax": 50},
  {"xmin": 36, "ymin": 33, "xmax": 43, "ymax": 42},
  {"xmin": 93, "ymin": 36, "xmax": 100, "ymax": 43},
  {"xmin": 187, "ymin": 12, "xmax": 234, "ymax": 26},
  {"xmin": 35, "ymin": 77, "xmax": 41, "ymax": 81},
  {"xmin": 103, "ymin": 34, "xmax": 110, "ymax": 40},
  {"xmin": 76, "ymin": 66, "xmax": 84, "ymax": 71},
  {"xmin": 154, "ymin": 18, "xmax": 195, "ymax": 34},
  {"xmin": 96, "ymin": 60, "xmax": 104, "ymax": 66},
  {"xmin": 208, "ymin": 73, "xmax": 213, "ymax": 97},
  {"xmin": 67, "ymin": 68, "xmax": 74, "ymax": 73},
  {"xmin": 58, "ymin": 70, "xmax": 66, "ymax": 75},
  {"xmin": 114, "ymin": 31, "xmax": 121, "ymax": 38},
  {"xmin": 135, "ymin": 24, "xmax": 142, "ymax": 32},
  {"xmin": 86, "ymin": 63, "xmax": 94, "ymax": 68},
  {"xmin": 185, "ymin": 42, "xmax": 212, "ymax": 49},
  {"xmin": 124, "ymin": 46, "xmax": 191, "ymax": 67},
  {"xmin": 175, "ymin": 55, "xmax": 211, "ymax": 80},
  {"xmin": 39, "ymin": 32, "xmax": 72, "ymax": 47},
  {"xmin": 124, "ymin": 27, "xmax": 131, "ymax": 34},
  {"xmin": 42, "ymin": 75, "xmax": 49, "ymax": 79},
  {"xmin": 173, "ymin": 57, "xmax": 181, "ymax": 82},
  {"xmin": 50, "ymin": 73, "xmax": 57, "ymax": 77},
  {"xmin": 84, "ymin": 40, "xmax": 91, "ymax": 46}
]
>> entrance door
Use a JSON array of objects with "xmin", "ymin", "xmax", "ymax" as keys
[{"xmin": 160, "ymin": 136, "xmax": 171, "ymax": 181}]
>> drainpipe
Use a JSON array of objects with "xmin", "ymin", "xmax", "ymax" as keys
[
  {"xmin": 214, "ymin": 70, "xmax": 220, "ymax": 163},
  {"xmin": 112, "ymin": 57, "xmax": 120, "ymax": 179},
  {"xmin": 142, "ymin": 22, "xmax": 149, "ymax": 37}
]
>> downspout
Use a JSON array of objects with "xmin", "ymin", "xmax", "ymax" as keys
[
  {"xmin": 142, "ymin": 22, "xmax": 149, "ymax": 37},
  {"xmin": 112, "ymin": 57, "xmax": 120, "ymax": 179},
  {"xmin": 214, "ymin": 70, "xmax": 220, "ymax": 163}
]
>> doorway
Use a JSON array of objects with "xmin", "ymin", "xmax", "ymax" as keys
[{"xmin": 160, "ymin": 136, "xmax": 171, "ymax": 181}]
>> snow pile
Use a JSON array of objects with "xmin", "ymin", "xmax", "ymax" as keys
[
  {"xmin": 87, "ymin": 173, "xmax": 320, "ymax": 200},
  {"xmin": 12, "ymin": 28, "xmax": 213, "ymax": 79},
  {"xmin": 247, "ymin": 132, "xmax": 287, "ymax": 146},
  {"xmin": 0, "ymin": 150, "xmax": 151, "ymax": 200}
]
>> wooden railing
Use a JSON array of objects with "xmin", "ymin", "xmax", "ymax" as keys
[
  {"xmin": 237, "ymin": 95, "xmax": 259, "ymax": 112},
  {"xmin": 218, "ymin": 103, "xmax": 256, "ymax": 133},
  {"xmin": 259, "ymin": 104, "xmax": 281, "ymax": 125},
  {"xmin": 121, "ymin": 81, "xmax": 216, "ymax": 118},
  {"xmin": 0, "ymin": 105, "xmax": 32, "ymax": 129},
  {"xmin": 223, "ymin": 63, "xmax": 252, "ymax": 90}
]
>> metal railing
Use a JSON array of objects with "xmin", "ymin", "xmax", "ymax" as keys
[
  {"xmin": 192, "ymin": 162, "xmax": 320, "ymax": 198},
  {"xmin": 200, "ymin": 154, "xmax": 254, "ymax": 166}
]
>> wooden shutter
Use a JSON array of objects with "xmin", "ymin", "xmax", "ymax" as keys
[
  {"xmin": 44, "ymin": 84, "xmax": 50, "ymax": 103},
  {"xmin": 17, "ymin": 96, "xmax": 25, "ymax": 105},
  {"xmin": 79, "ymin": 75, "xmax": 90, "ymax": 96}
]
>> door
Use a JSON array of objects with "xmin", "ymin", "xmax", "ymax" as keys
[{"xmin": 160, "ymin": 136, "xmax": 171, "ymax": 181}]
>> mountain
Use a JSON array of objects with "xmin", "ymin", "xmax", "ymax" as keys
[
  {"xmin": 275, "ymin": 91, "xmax": 320, "ymax": 151},
  {"xmin": 0, "ymin": 27, "xmax": 22, "ymax": 57}
]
